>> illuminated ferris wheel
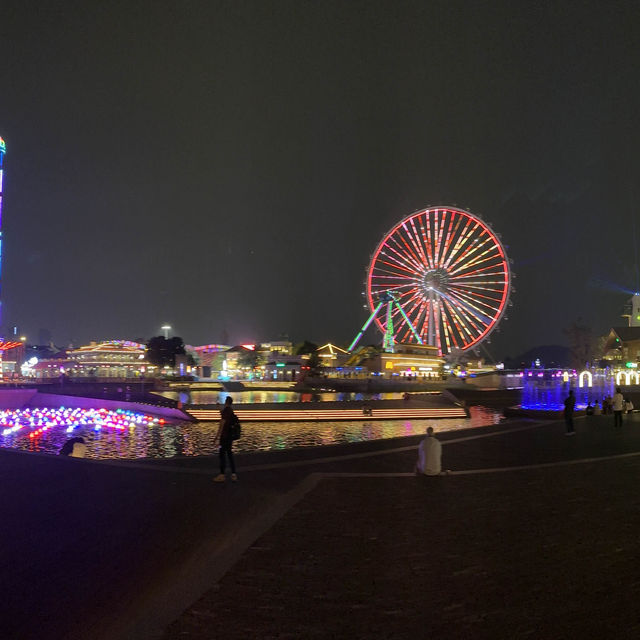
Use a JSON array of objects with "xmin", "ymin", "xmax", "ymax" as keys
[{"xmin": 350, "ymin": 206, "xmax": 511, "ymax": 356}]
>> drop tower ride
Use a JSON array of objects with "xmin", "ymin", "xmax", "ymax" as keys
[
  {"xmin": 0, "ymin": 138, "xmax": 24, "ymax": 376},
  {"xmin": 0, "ymin": 136, "xmax": 5, "ymax": 330}
]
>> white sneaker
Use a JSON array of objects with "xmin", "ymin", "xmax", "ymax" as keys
[
  {"xmin": 231, "ymin": 473, "xmax": 238, "ymax": 482},
  {"xmin": 213, "ymin": 473, "xmax": 226, "ymax": 482}
]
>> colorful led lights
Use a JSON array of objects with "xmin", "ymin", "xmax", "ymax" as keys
[{"xmin": 0, "ymin": 407, "xmax": 164, "ymax": 438}]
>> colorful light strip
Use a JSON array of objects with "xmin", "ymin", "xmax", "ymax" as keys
[{"xmin": 0, "ymin": 407, "xmax": 166, "ymax": 438}]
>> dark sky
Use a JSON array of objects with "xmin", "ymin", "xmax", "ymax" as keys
[{"xmin": 1, "ymin": 1, "xmax": 639, "ymax": 358}]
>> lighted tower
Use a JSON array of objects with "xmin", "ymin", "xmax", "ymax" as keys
[
  {"xmin": 0, "ymin": 139, "xmax": 22, "ymax": 377},
  {"xmin": 0, "ymin": 136, "xmax": 5, "ymax": 331}
]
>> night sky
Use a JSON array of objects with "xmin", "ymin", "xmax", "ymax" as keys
[{"xmin": 1, "ymin": 1, "xmax": 639, "ymax": 358}]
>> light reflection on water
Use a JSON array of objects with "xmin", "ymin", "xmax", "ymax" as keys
[
  {"xmin": 156, "ymin": 390, "xmax": 418, "ymax": 405},
  {"xmin": 1, "ymin": 406, "xmax": 503, "ymax": 459}
]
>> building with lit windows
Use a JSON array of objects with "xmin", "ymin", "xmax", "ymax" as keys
[
  {"xmin": 25, "ymin": 340, "xmax": 150, "ymax": 379},
  {"xmin": 368, "ymin": 343, "xmax": 445, "ymax": 379},
  {"xmin": 258, "ymin": 340, "xmax": 292, "ymax": 356}
]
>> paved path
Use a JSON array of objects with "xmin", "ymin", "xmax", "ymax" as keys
[{"xmin": 2, "ymin": 414, "xmax": 640, "ymax": 638}]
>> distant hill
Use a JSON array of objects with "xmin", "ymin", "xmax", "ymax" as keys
[{"xmin": 503, "ymin": 345, "xmax": 571, "ymax": 369}]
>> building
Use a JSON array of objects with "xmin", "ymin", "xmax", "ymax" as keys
[
  {"xmin": 317, "ymin": 343, "xmax": 349, "ymax": 367},
  {"xmin": 622, "ymin": 293, "xmax": 640, "ymax": 327},
  {"xmin": 188, "ymin": 344, "xmax": 230, "ymax": 378},
  {"xmin": 374, "ymin": 343, "xmax": 445, "ymax": 379},
  {"xmin": 34, "ymin": 340, "xmax": 155, "ymax": 380},
  {"xmin": 602, "ymin": 327, "xmax": 640, "ymax": 366},
  {"xmin": 263, "ymin": 354, "xmax": 307, "ymax": 381},
  {"xmin": 258, "ymin": 340, "xmax": 293, "ymax": 356}
]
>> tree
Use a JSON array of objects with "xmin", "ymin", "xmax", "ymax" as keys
[
  {"xmin": 238, "ymin": 348, "xmax": 259, "ymax": 370},
  {"xmin": 294, "ymin": 341, "xmax": 321, "ymax": 376},
  {"xmin": 294, "ymin": 340, "xmax": 318, "ymax": 356},
  {"xmin": 563, "ymin": 319, "xmax": 594, "ymax": 369},
  {"xmin": 146, "ymin": 336, "xmax": 186, "ymax": 368}
]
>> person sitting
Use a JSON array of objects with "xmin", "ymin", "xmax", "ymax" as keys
[
  {"xmin": 593, "ymin": 400, "xmax": 602, "ymax": 416},
  {"xmin": 415, "ymin": 427, "xmax": 442, "ymax": 476},
  {"xmin": 625, "ymin": 398, "xmax": 634, "ymax": 414},
  {"xmin": 59, "ymin": 437, "xmax": 87, "ymax": 458},
  {"xmin": 585, "ymin": 402, "xmax": 594, "ymax": 416}
]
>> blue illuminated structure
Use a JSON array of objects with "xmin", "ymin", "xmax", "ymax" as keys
[{"xmin": 520, "ymin": 369, "xmax": 614, "ymax": 411}]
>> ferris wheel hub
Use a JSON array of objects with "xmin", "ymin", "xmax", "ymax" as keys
[{"xmin": 423, "ymin": 268, "xmax": 449, "ymax": 292}]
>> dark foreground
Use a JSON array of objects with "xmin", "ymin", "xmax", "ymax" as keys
[{"xmin": 3, "ymin": 414, "xmax": 640, "ymax": 639}]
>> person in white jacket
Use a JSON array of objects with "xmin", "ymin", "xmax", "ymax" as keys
[{"xmin": 416, "ymin": 427, "xmax": 442, "ymax": 476}]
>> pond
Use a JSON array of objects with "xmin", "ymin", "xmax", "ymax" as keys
[{"xmin": 0, "ymin": 405, "xmax": 504, "ymax": 459}]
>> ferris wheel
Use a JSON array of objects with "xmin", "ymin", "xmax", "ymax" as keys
[{"xmin": 350, "ymin": 206, "xmax": 511, "ymax": 356}]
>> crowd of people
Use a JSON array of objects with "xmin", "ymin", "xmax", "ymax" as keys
[{"xmin": 566, "ymin": 387, "xmax": 636, "ymax": 434}]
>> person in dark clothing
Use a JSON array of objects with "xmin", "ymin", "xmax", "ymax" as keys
[
  {"xmin": 213, "ymin": 396, "xmax": 237, "ymax": 482},
  {"xmin": 59, "ymin": 436, "xmax": 86, "ymax": 457},
  {"xmin": 564, "ymin": 390, "xmax": 576, "ymax": 436}
]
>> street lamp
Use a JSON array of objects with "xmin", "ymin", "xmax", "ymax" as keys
[{"xmin": 161, "ymin": 325, "xmax": 172, "ymax": 339}]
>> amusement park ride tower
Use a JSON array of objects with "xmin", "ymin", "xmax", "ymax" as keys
[{"xmin": 0, "ymin": 138, "xmax": 26, "ymax": 373}]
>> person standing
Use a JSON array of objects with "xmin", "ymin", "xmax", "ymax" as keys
[
  {"xmin": 415, "ymin": 427, "xmax": 442, "ymax": 475},
  {"xmin": 613, "ymin": 387, "xmax": 624, "ymax": 427},
  {"xmin": 564, "ymin": 390, "xmax": 576, "ymax": 436},
  {"xmin": 213, "ymin": 396, "xmax": 238, "ymax": 482}
]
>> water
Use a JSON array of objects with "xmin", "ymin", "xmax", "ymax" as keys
[
  {"xmin": 0, "ymin": 405, "xmax": 503, "ymax": 459},
  {"xmin": 156, "ymin": 390, "xmax": 424, "ymax": 405}
]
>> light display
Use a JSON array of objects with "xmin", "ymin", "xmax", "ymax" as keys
[
  {"xmin": 616, "ymin": 371, "xmax": 640, "ymax": 385},
  {"xmin": 364, "ymin": 206, "xmax": 511, "ymax": 355},
  {"xmin": 521, "ymin": 369, "xmax": 614, "ymax": 410},
  {"xmin": 0, "ymin": 407, "xmax": 165, "ymax": 438}
]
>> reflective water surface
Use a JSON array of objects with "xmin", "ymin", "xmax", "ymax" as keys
[
  {"xmin": 156, "ymin": 390, "xmax": 426, "ymax": 405},
  {"xmin": 0, "ymin": 405, "xmax": 503, "ymax": 459}
]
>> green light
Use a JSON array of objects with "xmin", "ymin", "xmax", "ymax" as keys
[
  {"xmin": 276, "ymin": 363, "xmax": 285, "ymax": 367},
  {"xmin": 0, "ymin": 137, "xmax": 5, "ymax": 154},
  {"xmin": 626, "ymin": 362, "xmax": 638, "ymax": 368}
]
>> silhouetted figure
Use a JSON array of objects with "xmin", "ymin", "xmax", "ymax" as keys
[
  {"xmin": 564, "ymin": 390, "xmax": 576, "ymax": 436},
  {"xmin": 213, "ymin": 397, "xmax": 237, "ymax": 482},
  {"xmin": 59, "ymin": 437, "xmax": 87, "ymax": 458},
  {"xmin": 625, "ymin": 398, "xmax": 634, "ymax": 416},
  {"xmin": 593, "ymin": 400, "xmax": 602, "ymax": 416},
  {"xmin": 585, "ymin": 402, "xmax": 594, "ymax": 416},
  {"xmin": 613, "ymin": 387, "xmax": 624, "ymax": 427}
]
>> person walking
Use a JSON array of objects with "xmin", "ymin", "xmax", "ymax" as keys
[
  {"xmin": 564, "ymin": 390, "xmax": 576, "ymax": 436},
  {"xmin": 613, "ymin": 387, "xmax": 624, "ymax": 428},
  {"xmin": 213, "ymin": 396, "xmax": 238, "ymax": 482}
]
